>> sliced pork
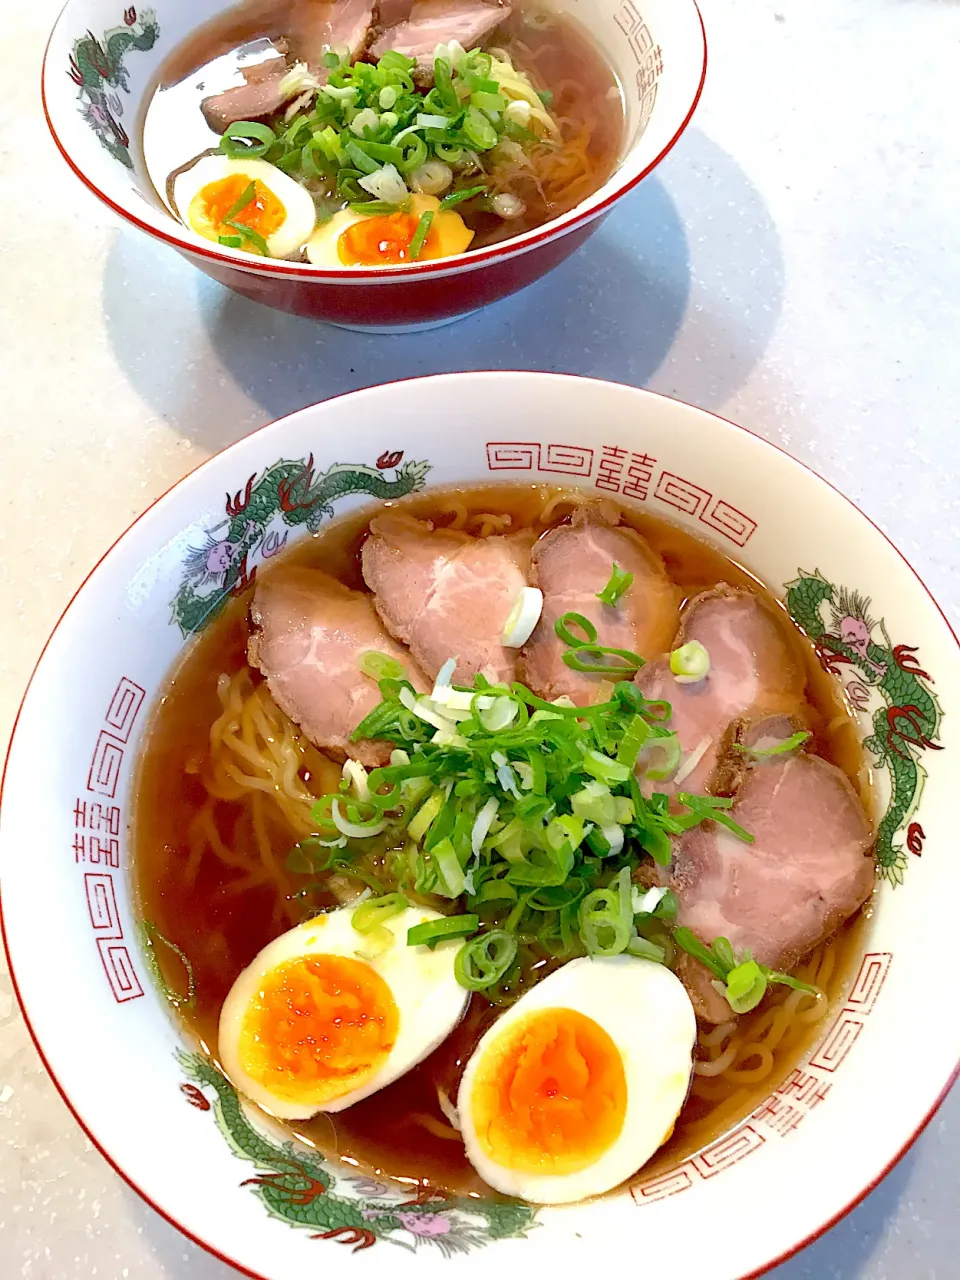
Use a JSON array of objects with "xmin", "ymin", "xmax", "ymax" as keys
[
  {"xmin": 671, "ymin": 727, "xmax": 875, "ymax": 1021},
  {"xmin": 248, "ymin": 567, "xmax": 427, "ymax": 767},
  {"xmin": 294, "ymin": 0, "xmax": 375, "ymax": 65},
  {"xmin": 518, "ymin": 505, "xmax": 678, "ymax": 705},
  {"xmin": 201, "ymin": 0, "xmax": 375, "ymax": 132},
  {"xmin": 361, "ymin": 514, "xmax": 532, "ymax": 683},
  {"xmin": 201, "ymin": 60, "xmax": 295, "ymax": 133},
  {"xmin": 635, "ymin": 587, "xmax": 805, "ymax": 796},
  {"xmin": 369, "ymin": 0, "xmax": 509, "ymax": 80}
]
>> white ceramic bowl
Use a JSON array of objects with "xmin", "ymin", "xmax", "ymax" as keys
[
  {"xmin": 2, "ymin": 373, "xmax": 958, "ymax": 1279},
  {"xmin": 41, "ymin": 0, "xmax": 706, "ymax": 330}
]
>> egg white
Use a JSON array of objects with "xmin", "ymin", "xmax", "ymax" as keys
[
  {"xmin": 218, "ymin": 905, "xmax": 469, "ymax": 1120},
  {"xmin": 305, "ymin": 206, "xmax": 377, "ymax": 268},
  {"xmin": 457, "ymin": 956, "xmax": 697, "ymax": 1203},
  {"xmin": 173, "ymin": 155, "xmax": 317, "ymax": 259}
]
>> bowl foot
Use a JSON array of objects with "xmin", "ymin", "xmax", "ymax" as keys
[{"xmin": 324, "ymin": 310, "xmax": 478, "ymax": 334}]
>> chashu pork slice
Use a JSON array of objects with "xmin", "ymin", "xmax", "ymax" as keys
[
  {"xmin": 635, "ymin": 586, "xmax": 805, "ymax": 797},
  {"xmin": 361, "ymin": 513, "xmax": 532, "ymax": 684},
  {"xmin": 200, "ymin": 0, "xmax": 375, "ymax": 132},
  {"xmin": 671, "ymin": 720, "xmax": 876, "ymax": 1022},
  {"xmin": 368, "ymin": 0, "xmax": 510, "ymax": 82},
  {"xmin": 519, "ymin": 504, "xmax": 678, "ymax": 706},
  {"xmin": 248, "ymin": 566, "xmax": 427, "ymax": 767}
]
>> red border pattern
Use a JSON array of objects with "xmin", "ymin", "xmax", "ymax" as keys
[
  {"xmin": 75, "ymin": 677, "xmax": 148, "ymax": 1003},
  {"xmin": 486, "ymin": 438, "xmax": 758, "ymax": 548},
  {"xmin": 631, "ymin": 952, "xmax": 894, "ymax": 1205},
  {"xmin": 614, "ymin": 0, "xmax": 663, "ymax": 137}
]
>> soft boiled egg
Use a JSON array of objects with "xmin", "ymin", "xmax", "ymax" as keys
[
  {"xmin": 218, "ymin": 905, "xmax": 469, "ymax": 1119},
  {"xmin": 305, "ymin": 193, "xmax": 473, "ymax": 268},
  {"xmin": 173, "ymin": 155, "xmax": 317, "ymax": 259},
  {"xmin": 457, "ymin": 956, "xmax": 696, "ymax": 1203}
]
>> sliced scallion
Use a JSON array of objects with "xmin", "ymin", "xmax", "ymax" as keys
[
  {"xmin": 670, "ymin": 640, "xmax": 710, "ymax": 684},
  {"xmin": 454, "ymin": 930, "xmax": 518, "ymax": 990},
  {"xmin": 439, "ymin": 184, "xmax": 488, "ymax": 210},
  {"xmin": 597, "ymin": 562, "xmax": 635, "ymax": 607},
  {"xmin": 358, "ymin": 650, "xmax": 406, "ymax": 681},
  {"xmin": 733, "ymin": 730, "xmax": 812, "ymax": 758},
  {"xmin": 407, "ymin": 210, "xmax": 434, "ymax": 261},
  {"xmin": 407, "ymin": 914, "xmax": 479, "ymax": 947}
]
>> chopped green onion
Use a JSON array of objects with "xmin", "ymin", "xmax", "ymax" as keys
[
  {"xmin": 431, "ymin": 836, "xmax": 466, "ymax": 897},
  {"xmin": 673, "ymin": 928, "xmax": 818, "ymax": 1012},
  {"xmin": 408, "ymin": 789, "xmax": 444, "ymax": 842},
  {"xmin": 407, "ymin": 914, "xmax": 479, "ymax": 947},
  {"xmin": 615, "ymin": 714, "xmax": 651, "ymax": 768},
  {"xmin": 643, "ymin": 732, "xmax": 682, "ymax": 782},
  {"xmin": 765, "ymin": 970, "xmax": 819, "ymax": 995},
  {"xmin": 582, "ymin": 750, "xmax": 631, "ymax": 786},
  {"xmin": 219, "ymin": 120, "xmax": 276, "ymax": 158},
  {"xmin": 626, "ymin": 935, "xmax": 666, "ymax": 963},
  {"xmin": 561, "ymin": 644, "xmax": 644, "ymax": 675},
  {"xmin": 674, "ymin": 926, "xmax": 728, "ymax": 981},
  {"xmin": 344, "ymin": 140, "xmax": 381, "ymax": 173},
  {"xmin": 223, "ymin": 219, "xmax": 271, "ymax": 257},
  {"xmin": 218, "ymin": 235, "xmax": 244, "ymax": 248},
  {"xmin": 554, "ymin": 612, "xmax": 598, "ymax": 647},
  {"xmin": 471, "ymin": 90, "xmax": 507, "ymax": 113},
  {"xmin": 222, "ymin": 180, "xmax": 258, "ymax": 222},
  {"xmin": 676, "ymin": 793, "xmax": 755, "ymax": 843},
  {"xmin": 454, "ymin": 930, "xmax": 518, "ymax": 990},
  {"xmin": 352, "ymin": 892, "xmax": 407, "ymax": 935},
  {"xmin": 724, "ymin": 959, "xmax": 767, "ymax": 1013},
  {"xmin": 654, "ymin": 889, "xmax": 678, "ymax": 921},
  {"xmin": 579, "ymin": 867, "xmax": 633, "ymax": 957},
  {"xmin": 597, "ymin": 562, "xmax": 635, "ymax": 607},
  {"xmin": 358, "ymin": 650, "xmax": 406, "ymax": 681},
  {"xmin": 407, "ymin": 210, "xmax": 434, "ymax": 261},
  {"xmin": 463, "ymin": 104, "xmax": 498, "ymax": 149},
  {"xmin": 670, "ymin": 640, "xmax": 711, "ymax": 684},
  {"xmin": 439, "ymin": 184, "xmax": 488, "ymax": 210},
  {"xmin": 733, "ymin": 730, "xmax": 812, "ymax": 757}
]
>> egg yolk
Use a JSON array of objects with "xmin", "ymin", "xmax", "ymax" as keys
[
  {"xmin": 237, "ymin": 954, "xmax": 399, "ymax": 1106},
  {"xmin": 337, "ymin": 197, "xmax": 474, "ymax": 265},
  {"xmin": 469, "ymin": 1007, "xmax": 627, "ymax": 1176},
  {"xmin": 188, "ymin": 175, "xmax": 286, "ymax": 248}
]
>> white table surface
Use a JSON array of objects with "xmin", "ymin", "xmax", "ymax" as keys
[{"xmin": 2, "ymin": 0, "xmax": 959, "ymax": 1275}]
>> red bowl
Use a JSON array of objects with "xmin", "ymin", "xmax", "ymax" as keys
[{"xmin": 43, "ymin": 0, "xmax": 706, "ymax": 330}]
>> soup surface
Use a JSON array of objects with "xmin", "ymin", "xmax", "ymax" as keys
[
  {"xmin": 141, "ymin": 0, "xmax": 625, "ymax": 264},
  {"xmin": 134, "ymin": 485, "xmax": 874, "ymax": 1199}
]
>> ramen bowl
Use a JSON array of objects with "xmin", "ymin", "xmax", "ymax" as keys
[
  {"xmin": 2, "ymin": 373, "xmax": 958, "ymax": 1279},
  {"xmin": 41, "ymin": 0, "xmax": 706, "ymax": 331}
]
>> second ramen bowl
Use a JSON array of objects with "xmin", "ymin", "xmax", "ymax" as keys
[
  {"xmin": 2, "ymin": 373, "xmax": 958, "ymax": 1279},
  {"xmin": 41, "ymin": 0, "xmax": 706, "ymax": 330}
]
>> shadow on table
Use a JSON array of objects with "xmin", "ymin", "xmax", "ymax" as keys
[{"xmin": 102, "ymin": 128, "xmax": 784, "ymax": 454}]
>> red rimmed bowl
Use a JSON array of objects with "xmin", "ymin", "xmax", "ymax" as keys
[{"xmin": 42, "ymin": 0, "xmax": 706, "ymax": 331}]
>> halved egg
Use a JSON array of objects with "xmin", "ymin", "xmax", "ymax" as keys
[
  {"xmin": 457, "ymin": 956, "xmax": 696, "ymax": 1203},
  {"xmin": 305, "ymin": 193, "xmax": 474, "ymax": 267},
  {"xmin": 173, "ymin": 156, "xmax": 317, "ymax": 259},
  {"xmin": 218, "ymin": 906, "xmax": 469, "ymax": 1119}
]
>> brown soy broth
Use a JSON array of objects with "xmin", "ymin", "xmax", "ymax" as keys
[
  {"xmin": 133, "ymin": 484, "xmax": 871, "ymax": 1197},
  {"xmin": 142, "ymin": 1, "xmax": 624, "ymax": 253}
]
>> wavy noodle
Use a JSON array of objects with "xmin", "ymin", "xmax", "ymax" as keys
[
  {"xmin": 538, "ymin": 488, "xmax": 592, "ymax": 523},
  {"xmin": 486, "ymin": 30, "xmax": 618, "ymax": 225},
  {"xmin": 179, "ymin": 669, "xmax": 339, "ymax": 928},
  {"xmin": 437, "ymin": 503, "xmax": 512, "ymax": 538},
  {"xmin": 689, "ymin": 941, "xmax": 835, "ymax": 1120}
]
